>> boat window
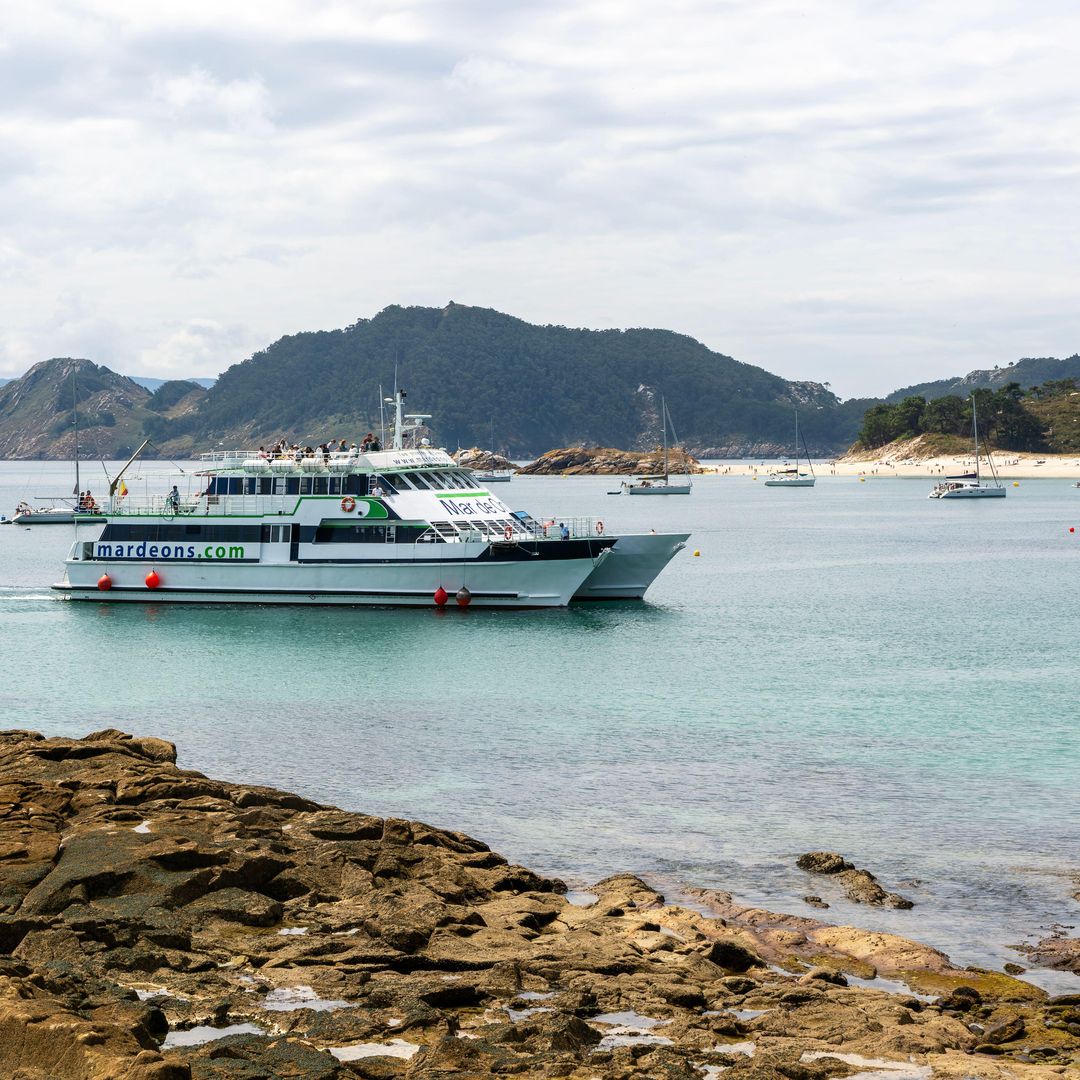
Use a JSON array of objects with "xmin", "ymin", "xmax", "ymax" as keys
[
  {"xmin": 328, "ymin": 477, "xmax": 341, "ymax": 495},
  {"xmin": 300, "ymin": 477, "xmax": 313, "ymax": 495},
  {"xmin": 343, "ymin": 474, "xmax": 363, "ymax": 496},
  {"xmin": 388, "ymin": 473, "xmax": 412, "ymax": 489},
  {"xmin": 313, "ymin": 477, "xmax": 328, "ymax": 495},
  {"xmin": 286, "ymin": 477, "xmax": 300, "ymax": 495},
  {"xmin": 312, "ymin": 524, "xmax": 388, "ymax": 543},
  {"xmin": 258, "ymin": 478, "xmax": 273, "ymax": 495},
  {"xmin": 393, "ymin": 525, "xmax": 429, "ymax": 543},
  {"xmin": 405, "ymin": 472, "xmax": 431, "ymax": 489},
  {"xmin": 272, "ymin": 477, "xmax": 285, "ymax": 495}
]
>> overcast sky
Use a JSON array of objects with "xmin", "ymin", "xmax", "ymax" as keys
[{"xmin": 1, "ymin": 1, "xmax": 1078, "ymax": 397}]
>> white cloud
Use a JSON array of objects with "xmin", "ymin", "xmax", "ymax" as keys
[{"xmin": 0, "ymin": 0, "xmax": 1078, "ymax": 394}]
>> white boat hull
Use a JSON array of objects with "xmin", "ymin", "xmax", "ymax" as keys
[
  {"xmin": 573, "ymin": 532, "xmax": 688, "ymax": 600},
  {"xmin": 13, "ymin": 510, "xmax": 84, "ymax": 524},
  {"xmin": 56, "ymin": 545, "xmax": 610, "ymax": 608},
  {"xmin": 764, "ymin": 477, "xmax": 815, "ymax": 487},
  {"xmin": 929, "ymin": 485, "xmax": 1006, "ymax": 499},
  {"xmin": 624, "ymin": 484, "xmax": 692, "ymax": 495}
]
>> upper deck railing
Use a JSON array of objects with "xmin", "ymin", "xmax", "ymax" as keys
[
  {"xmin": 197, "ymin": 447, "xmax": 456, "ymax": 472},
  {"xmin": 88, "ymin": 495, "xmax": 609, "ymax": 542}
]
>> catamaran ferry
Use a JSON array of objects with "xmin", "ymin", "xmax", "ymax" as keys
[{"xmin": 53, "ymin": 394, "xmax": 688, "ymax": 608}]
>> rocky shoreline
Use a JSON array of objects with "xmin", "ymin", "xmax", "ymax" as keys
[
  {"xmin": 0, "ymin": 729, "xmax": 1076, "ymax": 1079},
  {"xmin": 519, "ymin": 446, "xmax": 704, "ymax": 476}
]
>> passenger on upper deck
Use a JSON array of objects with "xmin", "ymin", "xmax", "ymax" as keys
[
  {"xmin": 360, "ymin": 433, "xmax": 373, "ymax": 452},
  {"xmin": 369, "ymin": 435, "xmax": 381, "ymax": 451}
]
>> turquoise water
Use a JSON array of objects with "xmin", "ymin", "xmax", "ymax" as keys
[{"xmin": 1, "ymin": 460, "xmax": 1078, "ymax": 990}]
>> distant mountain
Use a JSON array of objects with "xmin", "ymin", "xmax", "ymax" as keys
[
  {"xmin": 131, "ymin": 376, "xmax": 216, "ymax": 392},
  {"xmin": 885, "ymin": 355, "xmax": 1080, "ymax": 402},
  {"xmin": 177, "ymin": 303, "xmax": 864, "ymax": 456},
  {"xmin": 0, "ymin": 360, "xmax": 206, "ymax": 459}
]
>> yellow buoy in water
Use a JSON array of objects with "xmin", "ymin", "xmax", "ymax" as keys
[
  {"xmin": 859, "ymin": 477, "xmax": 866, "ymax": 483},
  {"xmin": 693, "ymin": 550, "xmax": 700, "ymax": 557},
  {"xmin": 1013, "ymin": 481, "xmax": 1019, "ymax": 487}
]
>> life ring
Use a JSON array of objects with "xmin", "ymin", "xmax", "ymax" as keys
[
  {"xmin": 341, "ymin": 496, "xmax": 356, "ymax": 513},
  {"xmin": 503, "ymin": 524, "xmax": 513, "ymax": 541},
  {"xmin": 595, "ymin": 520, "xmax": 605, "ymax": 535}
]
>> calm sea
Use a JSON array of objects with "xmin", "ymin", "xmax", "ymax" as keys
[{"xmin": 1, "ymin": 460, "xmax": 1078, "ymax": 991}]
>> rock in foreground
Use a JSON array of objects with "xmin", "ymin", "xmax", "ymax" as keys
[{"xmin": 0, "ymin": 730, "xmax": 1075, "ymax": 1079}]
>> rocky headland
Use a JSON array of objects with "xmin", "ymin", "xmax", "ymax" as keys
[
  {"xmin": 452, "ymin": 448, "xmax": 518, "ymax": 473},
  {"xmin": 0, "ymin": 729, "xmax": 1077, "ymax": 1080},
  {"xmin": 519, "ymin": 447, "xmax": 703, "ymax": 476}
]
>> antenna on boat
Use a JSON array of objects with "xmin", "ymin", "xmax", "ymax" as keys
[{"xmin": 378, "ymin": 384, "xmax": 386, "ymax": 448}]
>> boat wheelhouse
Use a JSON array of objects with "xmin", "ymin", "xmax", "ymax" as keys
[{"xmin": 54, "ymin": 394, "xmax": 688, "ymax": 607}]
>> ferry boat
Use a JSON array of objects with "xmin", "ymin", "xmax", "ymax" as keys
[{"xmin": 53, "ymin": 393, "xmax": 688, "ymax": 607}]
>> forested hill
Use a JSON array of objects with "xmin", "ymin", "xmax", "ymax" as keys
[
  {"xmin": 885, "ymin": 354, "xmax": 1080, "ymax": 403},
  {"xmin": 173, "ymin": 304, "xmax": 866, "ymax": 456}
]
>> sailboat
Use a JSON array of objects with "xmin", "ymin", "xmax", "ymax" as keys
[
  {"xmin": 622, "ymin": 397, "xmax": 692, "ymax": 495},
  {"xmin": 764, "ymin": 410, "xmax": 816, "ymax": 487},
  {"xmin": 473, "ymin": 419, "xmax": 513, "ymax": 483},
  {"xmin": 12, "ymin": 370, "xmax": 98, "ymax": 524},
  {"xmin": 928, "ymin": 396, "xmax": 1005, "ymax": 499}
]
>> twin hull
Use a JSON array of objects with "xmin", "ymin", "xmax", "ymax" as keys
[{"xmin": 57, "ymin": 531, "xmax": 688, "ymax": 607}]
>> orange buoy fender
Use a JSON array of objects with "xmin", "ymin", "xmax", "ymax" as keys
[
  {"xmin": 145, "ymin": 569, "xmax": 161, "ymax": 589},
  {"xmin": 434, "ymin": 586, "xmax": 448, "ymax": 606},
  {"xmin": 456, "ymin": 586, "xmax": 472, "ymax": 608},
  {"xmin": 97, "ymin": 574, "xmax": 112, "ymax": 591}
]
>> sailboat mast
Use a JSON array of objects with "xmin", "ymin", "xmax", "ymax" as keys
[
  {"xmin": 794, "ymin": 410, "xmax": 799, "ymax": 472},
  {"xmin": 662, "ymin": 397, "xmax": 669, "ymax": 482},
  {"xmin": 971, "ymin": 396, "xmax": 981, "ymax": 484},
  {"xmin": 72, "ymin": 369, "xmax": 80, "ymax": 498}
]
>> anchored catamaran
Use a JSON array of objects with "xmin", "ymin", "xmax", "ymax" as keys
[{"xmin": 53, "ymin": 392, "xmax": 688, "ymax": 607}]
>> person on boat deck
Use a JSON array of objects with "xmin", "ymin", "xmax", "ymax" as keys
[
  {"xmin": 258, "ymin": 446, "xmax": 268, "ymax": 459},
  {"xmin": 370, "ymin": 479, "xmax": 385, "ymax": 498},
  {"xmin": 338, "ymin": 439, "xmax": 348, "ymax": 452},
  {"xmin": 360, "ymin": 433, "xmax": 373, "ymax": 452},
  {"xmin": 166, "ymin": 486, "xmax": 179, "ymax": 511},
  {"xmin": 559, "ymin": 522, "xmax": 570, "ymax": 540},
  {"xmin": 369, "ymin": 435, "xmax": 381, "ymax": 451}
]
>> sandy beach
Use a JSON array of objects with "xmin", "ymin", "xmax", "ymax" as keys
[{"xmin": 705, "ymin": 452, "xmax": 1080, "ymax": 480}]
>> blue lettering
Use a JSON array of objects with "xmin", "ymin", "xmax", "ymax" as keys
[
  {"xmin": 187, "ymin": 545, "xmax": 196, "ymax": 557},
  {"xmin": 148, "ymin": 545, "xmax": 158, "ymax": 558}
]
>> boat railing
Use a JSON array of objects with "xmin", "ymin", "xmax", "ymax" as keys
[
  {"xmin": 107, "ymin": 494, "xmax": 299, "ymax": 517},
  {"xmin": 199, "ymin": 450, "xmax": 369, "ymax": 471}
]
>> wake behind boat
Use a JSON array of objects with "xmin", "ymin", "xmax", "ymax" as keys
[{"xmin": 53, "ymin": 392, "xmax": 688, "ymax": 607}]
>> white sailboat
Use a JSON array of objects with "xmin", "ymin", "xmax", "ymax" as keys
[
  {"xmin": 474, "ymin": 420, "xmax": 513, "ymax": 483},
  {"xmin": 622, "ymin": 398, "xmax": 692, "ymax": 495},
  {"xmin": 928, "ymin": 396, "xmax": 1006, "ymax": 499},
  {"xmin": 764, "ymin": 410, "xmax": 816, "ymax": 487},
  {"xmin": 12, "ymin": 370, "xmax": 98, "ymax": 524}
]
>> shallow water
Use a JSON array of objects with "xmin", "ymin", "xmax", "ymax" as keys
[{"xmin": 1, "ymin": 460, "xmax": 1078, "ymax": 991}]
